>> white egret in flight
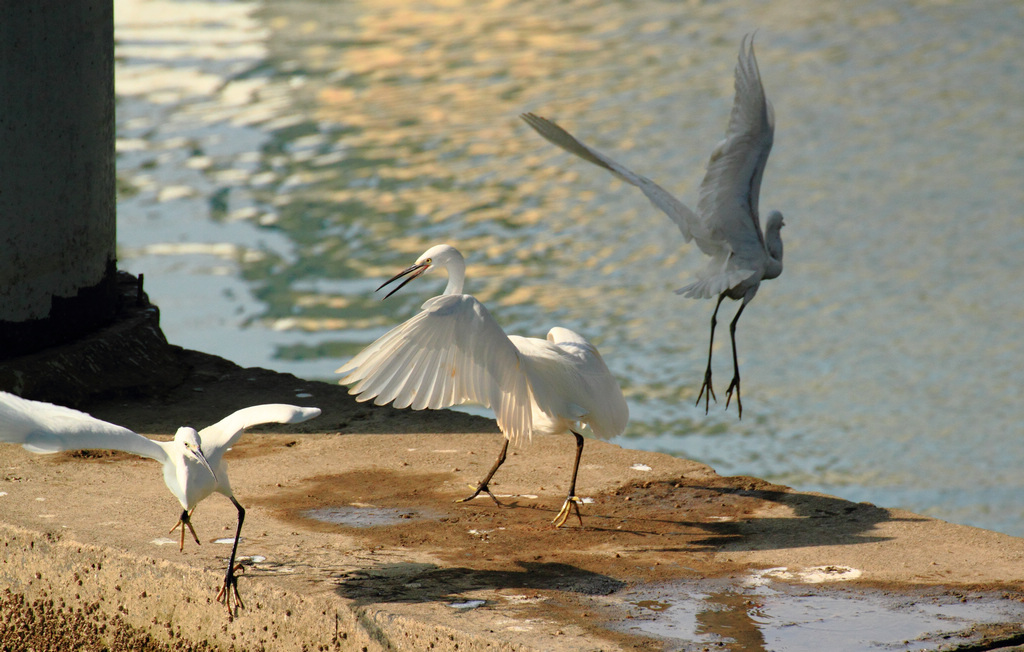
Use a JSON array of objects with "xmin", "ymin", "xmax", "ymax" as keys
[
  {"xmin": 0, "ymin": 391, "xmax": 321, "ymax": 617},
  {"xmin": 336, "ymin": 243, "xmax": 628, "ymax": 527},
  {"xmin": 522, "ymin": 33, "xmax": 784, "ymax": 418}
]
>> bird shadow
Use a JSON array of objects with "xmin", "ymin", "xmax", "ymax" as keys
[
  {"xmin": 601, "ymin": 477, "xmax": 921, "ymax": 552},
  {"xmin": 334, "ymin": 560, "xmax": 624, "ymax": 607},
  {"xmin": 84, "ymin": 365, "xmax": 498, "ymax": 437}
]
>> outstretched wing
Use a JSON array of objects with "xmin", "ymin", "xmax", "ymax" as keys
[
  {"xmin": 337, "ymin": 294, "xmax": 533, "ymax": 444},
  {"xmin": 521, "ymin": 112, "xmax": 712, "ymax": 250},
  {"xmin": 696, "ymin": 33, "xmax": 775, "ymax": 263},
  {"xmin": 198, "ymin": 404, "xmax": 323, "ymax": 467},
  {"xmin": 0, "ymin": 391, "xmax": 168, "ymax": 462}
]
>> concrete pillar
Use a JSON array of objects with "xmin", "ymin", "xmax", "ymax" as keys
[{"xmin": 0, "ymin": 0, "xmax": 116, "ymax": 359}]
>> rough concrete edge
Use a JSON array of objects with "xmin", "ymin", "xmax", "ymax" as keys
[
  {"xmin": 0, "ymin": 521, "xmax": 368, "ymax": 651},
  {"xmin": 0, "ymin": 521, "xmax": 542, "ymax": 652}
]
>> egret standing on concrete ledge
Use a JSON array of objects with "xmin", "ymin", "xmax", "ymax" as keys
[
  {"xmin": 522, "ymin": 33, "xmax": 784, "ymax": 418},
  {"xmin": 0, "ymin": 392, "xmax": 322, "ymax": 618},
  {"xmin": 337, "ymin": 244, "xmax": 628, "ymax": 527}
]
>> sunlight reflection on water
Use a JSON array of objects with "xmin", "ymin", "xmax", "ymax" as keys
[{"xmin": 115, "ymin": 0, "xmax": 1024, "ymax": 535}]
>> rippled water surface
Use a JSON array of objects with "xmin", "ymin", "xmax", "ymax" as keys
[{"xmin": 116, "ymin": 0, "xmax": 1024, "ymax": 534}]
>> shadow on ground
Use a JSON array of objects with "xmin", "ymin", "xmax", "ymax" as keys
[{"xmin": 337, "ymin": 561, "xmax": 625, "ymax": 605}]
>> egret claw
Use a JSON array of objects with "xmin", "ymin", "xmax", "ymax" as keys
[
  {"xmin": 725, "ymin": 376, "xmax": 742, "ymax": 419},
  {"xmin": 696, "ymin": 373, "xmax": 717, "ymax": 414},
  {"xmin": 552, "ymin": 496, "xmax": 584, "ymax": 528},
  {"xmin": 216, "ymin": 563, "xmax": 245, "ymax": 620},
  {"xmin": 169, "ymin": 510, "xmax": 200, "ymax": 551},
  {"xmin": 456, "ymin": 482, "xmax": 505, "ymax": 507}
]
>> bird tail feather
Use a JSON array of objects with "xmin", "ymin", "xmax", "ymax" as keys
[{"xmin": 675, "ymin": 265, "xmax": 755, "ymax": 299}]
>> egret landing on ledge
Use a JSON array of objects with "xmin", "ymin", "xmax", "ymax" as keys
[{"xmin": 523, "ymin": 33, "xmax": 785, "ymax": 418}]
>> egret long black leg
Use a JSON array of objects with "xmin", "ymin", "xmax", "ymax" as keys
[
  {"xmin": 216, "ymin": 497, "xmax": 246, "ymax": 619},
  {"xmin": 696, "ymin": 294, "xmax": 727, "ymax": 413},
  {"xmin": 552, "ymin": 431, "xmax": 586, "ymax": 528},
  {"xmin": 724, "ymin": 300, "xmax": 750, "ymax": 419},
  {"xmin": 170, "ymin": 509, "xmax": 200, "ymax": 552},
  {"xmin": 457, "ymin": 438, "xmax": 509, "ymax": 506}
]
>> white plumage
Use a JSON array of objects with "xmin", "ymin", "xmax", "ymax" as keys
[
  {"xmin": 0, "ymin": 391, "xmax": 321, "ymax": 616},
  {"xmin": 522, "ymin": 33, "xmax": 784, "ymax": 418},
  {"xmin": 337, "ymin": 243, "xmax": 628, "ymax": 526}
]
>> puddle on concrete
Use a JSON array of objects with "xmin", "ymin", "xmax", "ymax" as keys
[
  {"xmin": 302, "ymin": 505, "xmax": 436, "ymax": 528},
  {"xmin": 601, "ymin": 573, "xmax": 1024, "ymax": 651},
  {"xmin": 213, "ymin": 537, "xmax": 240, "ymax": 545},
  {"xmin": 238, "ymin": 555, "xmax": 266, "ymax": 564}
]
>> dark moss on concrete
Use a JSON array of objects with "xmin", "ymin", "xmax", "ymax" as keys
[{"xmin": 0, "ymin": 589, "xmax": 221, "ymax": 652}]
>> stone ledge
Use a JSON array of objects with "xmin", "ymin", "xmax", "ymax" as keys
[{"xmin": 3, "ymin": 424, "xmax": 1024, "ymax": 651}]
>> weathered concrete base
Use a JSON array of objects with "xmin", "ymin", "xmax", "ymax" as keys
[
  {"xmin": 0, "ymin": 523, "xmax": 354, "ymax": 650},
  {"xmin": 1, "ymin": 517, "xmax": 550, "ymax": 651},
  {"xmin": 4, "ymin": 415, "xmax": 1024, "ymax": 650},
  {"xmin": 0, "ymin": 272, "xmax": 188, "ymax": 407}
]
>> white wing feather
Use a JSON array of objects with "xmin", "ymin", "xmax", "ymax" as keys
[
  {"xmin": 0, "ymin": 391, "xmax": 168, "ymax": 462},
  {"xmin": 695, "ymin": 33, "xmax": 774, "ymax": 267},
  {"xmin": 337, "ymin": 294, "xmax": 534, "ymax": 444},
  {"xmin": 524, "ymin": 35, "xmax": 775, "ymax": 302},
  {"xmin": 198, "ymin": 404, "xmax": 322, "ymax": 467},
  {"xmin": 674, "ymin": 261, "xmax": 757, "ymax": 299},
  {"xmin": 528, "ymin": 328, "xmax": 629, "ymax": 440},
  {"xmin": 520, "ymin": 112, "xmax": 722, "ymax": 252}
]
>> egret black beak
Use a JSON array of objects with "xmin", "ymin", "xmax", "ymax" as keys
[
  {"xmin": 377, "ymin": 262, "xmax": 430, "ymax": 300},
  {"xmin": 190, "ymin": 445, "xmax": 218, "ymax": 483}
]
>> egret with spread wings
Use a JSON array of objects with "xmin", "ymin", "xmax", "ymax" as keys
[
  {"xmin": 0, "ymin": 391, "xmax": 321, "ymax": 618},
  {"xmin": 337, "ymin": 243, "xmax": 628, "ymax": 527},
  {"xmin": 522, "ymin": 33, "xmax": 784, "ymax": 418}
]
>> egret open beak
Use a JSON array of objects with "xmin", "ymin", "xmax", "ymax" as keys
[{"xmin": 377, "ymin": 262, "xmax": 430, "ymax": 300}]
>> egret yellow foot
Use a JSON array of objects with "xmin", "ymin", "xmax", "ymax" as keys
[
  {"xmin": 169, "ymin": 509, "xmax": 200, "ymax": 551},
  {"xmin": 552, "ymin": 495, "xmax": 584, "ymax": 528},
  {"xmin": 216, "ymin": 562, "xmax": 245, "ymax": 620}
]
